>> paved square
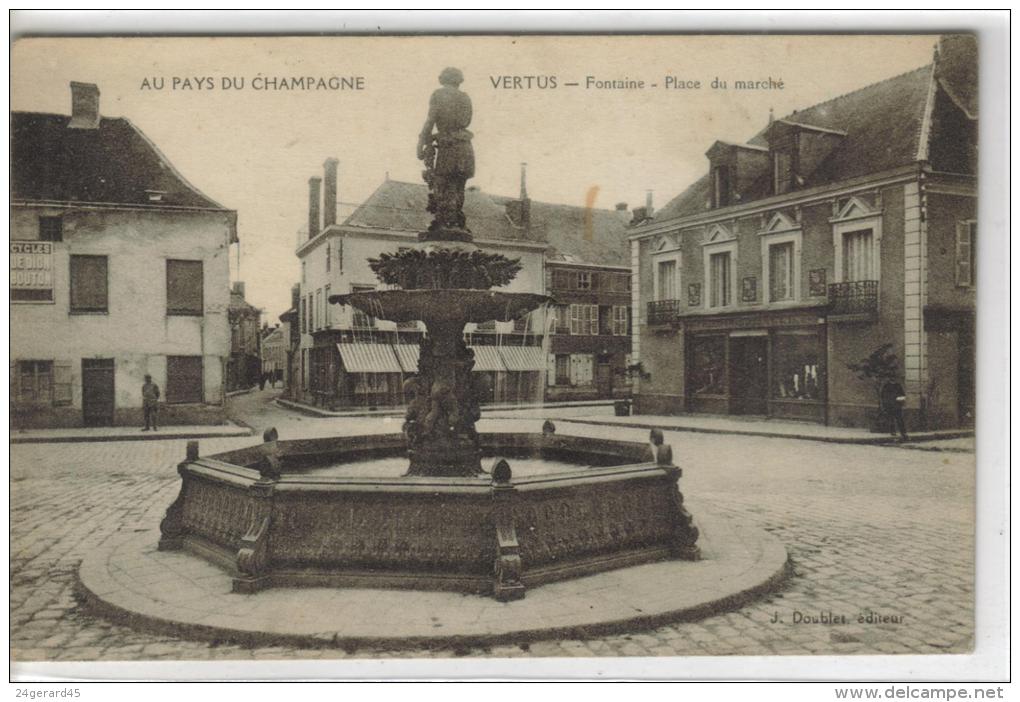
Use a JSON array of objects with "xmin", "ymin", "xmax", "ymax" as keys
[{"xmin": 10, "ymin": 391, "xmax": 974, "ymax": 661}]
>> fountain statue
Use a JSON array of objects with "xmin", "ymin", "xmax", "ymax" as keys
[
  {"xmin": 332, "ymin": 68, "xmax": 549, "ymax": 477},
  {"xmin": 155, "ymin": 68, "xmax": 700, "ymax": 600}
]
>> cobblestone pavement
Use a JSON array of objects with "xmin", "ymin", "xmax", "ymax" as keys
[{"xmin": 11, "ymin": 389, "xmax": 974, "ymax": 662}]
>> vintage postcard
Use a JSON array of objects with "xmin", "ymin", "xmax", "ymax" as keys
[{"xmin": 8, "ymin": 27, "xmax": 1002, "ymax": 682}]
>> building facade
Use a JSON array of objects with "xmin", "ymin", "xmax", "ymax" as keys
[
  {"xmin": 260, "ymin": 322, "xmax": 289, "ymax": 387},
  {"xmin": 226, "ymin": 282, "xmax": 262, "ymax": 392},
  {"xmin": 629, "ymin": 36, "xmax": 976, "ymax": 430},
  {"xmin": 291, "ymin": 162, "xmax": 632, "ymax": 409},
  {"xmin": 545, "ymin": 260, "xmax": 632, "ymax": 402},
  {"xmin": 11, "ymin": 82, "xmax": 237, "ymax": 428}
]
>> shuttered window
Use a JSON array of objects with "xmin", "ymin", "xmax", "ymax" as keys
[
  {"xmin": 569, "ymin": 304, "xmax": 598, "ymax": 335},
  {"xmin": 166, "ymin": 259, "xmax": 204, "ymax": 315},
  {"xmin": 956, "ymin": 221, "xmax": 976, "ymax": 287},
  {"xmin": 166, "ymin": 356, "xmax": 204, "ymax": 404},
  {"xmin": 69, "ymin": 255, "xmax": 108, "ymax": 313}
]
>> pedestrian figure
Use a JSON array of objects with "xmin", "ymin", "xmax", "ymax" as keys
[
  {"xmin": 259, "ymin": 372, "xmax": 267, "ymax": 391},
  {"xmin": 142, "ymin": 374, "xmax": 160, "ymax": 432},
  {"xmin": 880, "ymin": 378, "xmax": 908, "ymax": 441}
]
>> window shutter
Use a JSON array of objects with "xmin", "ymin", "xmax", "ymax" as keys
[
  {"xmin": 53, "ymin": 361, "xmax": 73, "ymax": 406},
  {"xmin": 546, "ymin": 353, "xmax": 556, "ymax": 386},
  {"xmin": 590, "ymin": 305, "xmax": 599, "ymax": 335},
  {"xmin": 570, "ymin": 305, "xmax": 580, "ymax": 335},
  {"xmin": 10, "ymin": 362, "xmax": 18, "ymax": 403},
  {"xmin": 956, "ymin": 222, "xmax": 973, "ymax": 287}
]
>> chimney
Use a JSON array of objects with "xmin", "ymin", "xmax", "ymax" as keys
[
  {"xmin": 323, "ymin": 158, "xmax": 339, "ymax": 228},
  {"xmin": 68, "ymin": 82, "xmax": 100, "ymax": 129},
  {"xmin": 645, "ymin": 190, "xmax": 654, "ymax": 218},
  {"xmin": 520, "ymin": 162, "xmax": 529, "ymax": 200},
  {"xmin": 308, "ymin": 176, "xmax": 322, "ymax": 240},
  {"xmin": 232, "ymin": 281, "xmax": 246, "ymax": 298}
]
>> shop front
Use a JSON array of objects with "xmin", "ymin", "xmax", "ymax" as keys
[{"xmin": 685, "ymin": 308, "xmax": 827, "ymax": 423}]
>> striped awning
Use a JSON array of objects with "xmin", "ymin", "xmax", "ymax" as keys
[
  {"xmin": 393, "ymin": 344, "xmax": 420, "ymax": 374},
  {"xmin": 337, "ymin": 343, "xmax": 402, "ymax": 373},
  {"xmin": 469, "ymin": 345, "xmax": 507, "ymax": 372},
  {"xmin": 498, "ymin": 345, "xmax": 546, "ymax": 372}
]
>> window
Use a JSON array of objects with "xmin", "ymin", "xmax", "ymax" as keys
[
  {"xmin": 15, "ymin": 360, "xmax": 52, "ymax": 404},
  {"xmin": 337, "ymin": 240, "xmax": 343, "ymax": 273},
  {"xmin": 772, "ymin": 332, "xmax": 821, "ymax": 401},
  {"xmin": 773, "ymin": 151, "xmax": 793, "ymax": 195},
  {"xmin": 69, "ymin": 255, "xmax": 108, "ymax": 313},
  {"xmin": 351, "ymin": 285, "xmax": 375, "ymax": 328},
  {"xmin": 956, "ymin": 220, "xmax": 976, "ymax": 287},
  {"xmin": 315, "ymin": 289, "xmax": 323, "ymax": 330},
  {"xmin": 842, "ymin": 229, "xmax": 874, "ymax": 281},
  {"xmin": 166, "ymin": 259, "xmax": 203, "ymax": 315},
  {"xmin": 553, "ymin": 305, "xmax": 570, "ymax": 333},
  {"xmin": 554, "ymin": 355, "xmax": 570, "ymax": 385},
  {"xmin": 513, "ymin": 315, "xmax": 529, "ymax": 334},
  {"xmin": 709, "ymin": 251, "xmax": 732, "ymax": 307},
  {"xmin": 301, "ymin": 261, "xmax": 306, "ymax": 285},
  {"xmin": 39, "ymin": 217, "xmax": 63, "ymax": 242},
  {"xmin": 300, "ymin": 296, "xmax": 307, "ymax": 333},
  {"xmin": 713, "ymin": 165, "xmax": 731, "ymax": 207},
  {"xmin": 569, "ymin": 354, "xmax": 594, "ymax": 386},
  {"xmin": 326, "ymin": 243, "xmax": 331, "ymax": 272},
  {"xmin": 690, "ymin": 336, "xmax": 726, "ymax": 395},
  {"xmin": 656, "ymin": 259, "xmax": 678, "ymax": 300},
  {"xmin": 768, "ymin": 242, "xmax": 795, "ymax": 301},
  {"xmin": 324, "ymin": 285, "xmax": 331, "ymax": 326},
  {"xmin": 569, "ymin": 304, "xmax": 598, "ymax": 335},
  {"xmin": 166, "ymin": 356, "xmax": 203, "ymax": 404},
  {"xmin": 577, "ymin": 271, "xmax": 592, "ymax": 290},
  {"xmin": 308, "ymin": 294, "xmax": 315, "ymax": 331},
  {"xmin": 612, "ymin": 306, "xmax": 629, "ymax": 336}
]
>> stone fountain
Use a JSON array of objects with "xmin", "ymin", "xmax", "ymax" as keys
[{"xmin": 156, "ymin": 68, "xmax": 700, "ymax": 601}]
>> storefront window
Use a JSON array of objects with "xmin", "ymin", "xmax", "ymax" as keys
[
  {"xmin": 772, "ymin": 333, "xmax": 821, "ymax": 401},
  {"xmin": 689, "ymin": 335, "xmax": 726, "ymax": 395}
]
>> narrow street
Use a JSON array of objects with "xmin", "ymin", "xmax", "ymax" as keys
[{"xmin": 11, "ymin": 389, "xmax": 974, "ymax": 660}]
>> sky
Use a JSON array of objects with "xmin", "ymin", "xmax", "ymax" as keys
[{"xmin": 11, "ymin": 35, "xmax": 936, "ymax": 320}]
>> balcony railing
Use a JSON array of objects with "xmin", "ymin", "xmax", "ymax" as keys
[
  {"xmin": 647, "ymin": 299, "xmax": 683, "ymax": 326},
  {"xmin": 827, "ymin": 281, "xmax": 878, "ymax": 318}
]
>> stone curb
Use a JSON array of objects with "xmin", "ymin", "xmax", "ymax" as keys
[
  {"xmin": 550, "ymin": 417, "xmax": 974, "ymax": 447},
  {"xmin": 11, "ymin": 427, "xmax": 254, "ymax": 445},
  {"xmin": 75, "ymin": 509, "xmax": 790, "ymax": 651}
]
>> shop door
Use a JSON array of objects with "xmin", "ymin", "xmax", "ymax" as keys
[
  {"xmin": 729, "ymin": 337, "xmax": 768, "ymax": 415},
  {"xmin": 595, "ymin": 358, "xmax": 613, "ymax": 398},
  {"xmin": 82, "ymin": 358, "xmax": 115, "ymax": 426}
]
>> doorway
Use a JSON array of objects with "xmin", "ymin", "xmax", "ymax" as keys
[
  {"xmin": 82, "ymin": 358, "xmax": 115, "ymax": 426},
  {"xmin": 729, "ymin": 336, "xmax": 768, "ymax": 415},
  {"xmin": 595, "ymin": 357, "xmax": 613, "ymax": 398}
]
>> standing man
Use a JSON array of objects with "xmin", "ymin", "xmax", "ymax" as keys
[
  {"xmin": 880, "ymin": 377, "xmax": 908, "ymax": 442},
  {"xmin": 142, "ymin": 374, "xmax": 160, "ymax": 432}
]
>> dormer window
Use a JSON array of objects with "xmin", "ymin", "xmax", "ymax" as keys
[
  {"xmin": 772, "ymin": 149, "xmax": 794, "ymax": 195},
  {"xmin": 713, "ymin": 165, "xmax": 731, "ymax": 207}
]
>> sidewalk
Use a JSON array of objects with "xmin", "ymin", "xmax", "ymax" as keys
[
  {"xmin": 9, "ymin": 422, "xmax": 253, "ymax": 445},
  {"xmin": 498, "ymin": 412, "xmax": 974, "ymax": 448},
  {"xmin": 274, "ymin": 396, "xmax": 618, "ymax": 419}
]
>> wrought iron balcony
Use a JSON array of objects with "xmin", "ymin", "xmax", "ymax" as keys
[
  {"xmin": 647, "ymin": 299, "xmax": 683, "ymax": 326},
  {"xmin": 827, "ymin": 281, "xmax": 878, "ymax": 319}
]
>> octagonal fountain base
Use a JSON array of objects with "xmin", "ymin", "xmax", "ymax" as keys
[{"xmin": 156, "ymin": 433, "xmax": 700, "ymax": 601}]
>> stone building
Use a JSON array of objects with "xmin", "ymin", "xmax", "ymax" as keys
[
  {"xmin": 628, "ymin": 36, "xmax": 976, "ymax": 430},
  {"xmin": 10, "ymin": 82, "xmax": 237, "ymax": 428},
  {"xmin": 226, "ymin": 282, "xmax": 262, "ymax": 392},
  {"xmin": 292, "ymin": 162, "xmax": 631, "ymax": 409},
  {"xmin": 260, "ymin": 323, "xmax": 289, "ymax": 387}
]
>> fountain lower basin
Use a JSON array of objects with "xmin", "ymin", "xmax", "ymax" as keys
[{"xmin": 157, "ymin": 432, "xmax": 701, "ymax": 601}]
